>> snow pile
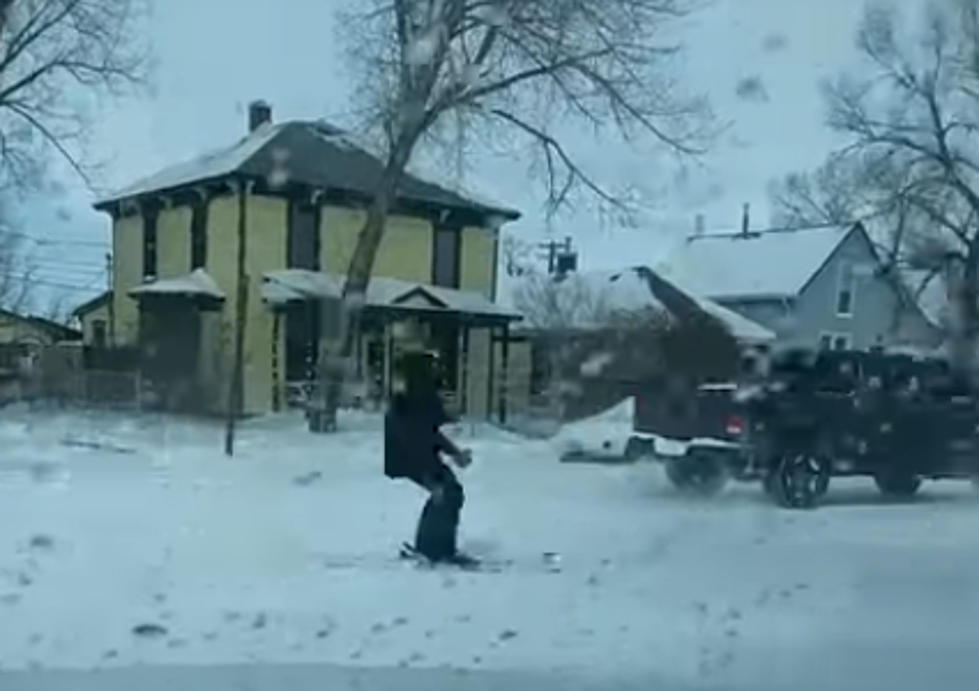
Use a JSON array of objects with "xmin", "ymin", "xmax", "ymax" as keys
[
  {"xmin": 4, "ymin": 408, "xmax": 979, "ymax": 688},
  {"xmin": 550, "ymin": 398, "xmax": 634, "ymax": 461}
]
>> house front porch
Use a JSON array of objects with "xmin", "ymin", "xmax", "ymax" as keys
[
  {"xmin": 128, "ymin": 269, "xmax": 226, "ymax": 414},
  {"xmin": 261, "ymin": 269, "xmax": 523, "ymax": 420}
]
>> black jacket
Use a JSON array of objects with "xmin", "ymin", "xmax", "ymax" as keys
[{"xmin": 384, "ymin": 391, "xmax": 457, "ymax": 480}]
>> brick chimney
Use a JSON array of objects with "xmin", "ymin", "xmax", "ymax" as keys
[
  {"xmin": 694, "ymin": 214, "xmax": 705, "ymax": 236},
  {"xmin": 248, "ymin": 100, "xmax": 272, "ymax": 132},
  {"xmin": 741, "ymin": 202, "xmax": 750, "ymax": 237}
]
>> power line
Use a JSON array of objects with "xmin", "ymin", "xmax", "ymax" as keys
[
  {"xmin": 6, "ymin": 271, "xmax": 106, "ymax": 292},
  {"xmin": 5, "ymin": 228, "xmax": 107, "ymax": 248}
]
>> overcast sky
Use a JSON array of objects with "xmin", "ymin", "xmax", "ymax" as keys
[{"xmin": 26, "ymin": 0, "xmax": 902, "ymax": 309}]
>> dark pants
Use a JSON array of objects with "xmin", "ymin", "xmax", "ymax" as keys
[{"xmin": 409, "ymin": 462, "xmax": 464, "ymax": 561}]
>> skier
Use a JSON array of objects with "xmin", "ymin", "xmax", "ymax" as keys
[{"xmin": 384, "ymin": 349, "xmax": 476, "ymax": 566}]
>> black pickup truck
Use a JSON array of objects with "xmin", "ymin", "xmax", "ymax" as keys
[{"xmin": 628, "ymin": 348, "xmax": 979, "ymax": 509}]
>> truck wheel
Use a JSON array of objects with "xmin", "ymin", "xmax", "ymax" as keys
[
  {"xmin": 775, "ymin": 453, "xmax": 830, "ymax": 509},
  {"xmin": 874, "ymin": 472, "xmax": 922, "ymax": 499},
  {"xmin": 624, "ymin": 436, "xmax": 654, "ymax": 462},
  {"xmin": 664, "ymin": 449, "xmax": 730, "ymax": 497}
]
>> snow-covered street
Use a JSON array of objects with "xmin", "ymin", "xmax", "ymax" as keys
[{"xmin": 2, "ymin": 408, "xmax": 979, "ymax": 691}]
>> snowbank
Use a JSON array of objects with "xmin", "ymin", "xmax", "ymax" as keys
[{"xmin": 550, "ymin": 398, "xmax": 634, "ymax": 461}]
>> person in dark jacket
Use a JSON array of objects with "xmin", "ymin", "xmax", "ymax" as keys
[{"xmin": 384, "ymin": 350, "xmax": 473, "ymax": 564}]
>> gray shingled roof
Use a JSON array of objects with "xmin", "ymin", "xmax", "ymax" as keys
[{"xmin": 94, "ymin": 121, "xmax": 520, "ymax": 220}]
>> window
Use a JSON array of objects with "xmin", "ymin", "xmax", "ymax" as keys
[
  {"xmin": 432, "ymin": 225, "xmax": 460, "ymax": 288},
  {"xmin": 287, "ymin": 201, "xmax": 319, "ymax": 270},
  {"xmin": 819, "ymin": 332, "xmax": 852, "ymax": 351},
  {"xmin": 142, "ymin": 207, "xmax": 159, "ymax": 280},
  {"xmin": 92, "ymin": 320, "xmax": 107, "ymax": 348},
  {"xmin": 836, "ymin": 262, "xmax": 855, "ymax": 316},
  {"xmin": 190, "ymin": 200, "xmax": 208, "ymax": 269}
]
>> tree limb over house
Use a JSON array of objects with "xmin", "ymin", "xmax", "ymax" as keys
[
  {"xmin": 311, "ymin": 0, "xmax": 715, "ymax": 430},
  {"xmin": 770, "ymin": 0, "xmax": 979, "ymax": 374}
]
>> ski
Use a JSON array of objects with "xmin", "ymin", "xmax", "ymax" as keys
[{"xmin": 319, "ymin": 546, "xmax": 563, "ymax": 574}]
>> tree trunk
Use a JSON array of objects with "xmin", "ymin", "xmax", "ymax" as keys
[
  {"xmin": 307, "ymin": 140, "xmax": 416, "ymax": 432},
  {"xmin": 948, "ymin": 253, "xmax": 979, "ymax": 383}
]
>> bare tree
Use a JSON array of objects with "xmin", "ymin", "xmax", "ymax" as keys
[
  {"xmin": 0, "ymin": 0, "xmax": 147, "ymax": 192},
  {"xmin": 510, "ymin": 271, "xmax": 611, "ymax": 331},
  {"xmin": 0, "ymin": 223, "xmax": 32, "ymax": 311},
  {"xmin": 773, "ymin": 1, "xmax": 979, "ymax": 370},
  {"xmin": 768, "ymin": 156, "xmax": 867, "ymax": 228},
  {"xmin": 310, "ymin": 0, "xmax": 713, "ymax": 430},
  {"xmin": 500, "ymin": 233, "xmax": 537, "ymax": 278}
]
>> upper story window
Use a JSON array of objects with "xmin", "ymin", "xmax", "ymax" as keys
[
  {"xmin": 835, "ymin": 261, "xmax": 855, "ymax": 317},
  {"xmin": 190, "ymin": 199, "xmax": 208, "ymax": 269},
  {"xmin": 432, "ymin": 224, "xmax": 461, "ymax": 288},
  {"xmin": 142, "ymin": 207, "xmax": 159, "ymax": 281},
  {"xmin": 287, "ymin": 201, "xmax": 319, "ymax": 270}
]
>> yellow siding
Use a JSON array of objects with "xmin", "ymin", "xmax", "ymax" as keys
[
  {"xmin": 460, "ymin": 226, "xmax": 496, "ymax": 299},
  {"xmin": 464, "ymin": 329, "xmax": 492, "ymax": 418},
  {"xmin": 157, "ymin": 205, "xmax": 192, "ymax": 278},
  {"xmin": 111, "ymin": 213, "xmax": 142, "ymax": 344},
  {"xmin": 105, "ymin": 188, "xmax": 504, "ymax": 418},
  {"xmin": 79, "ymin": 303, "xmax": 110, "ymax": 344},
  {"xmin": 320, "ymin": 206, "xmax": 433, "ymax": 282},
  {"xmin": 243, "ymin": 195, "xmax": 288, "ymax": 414}
]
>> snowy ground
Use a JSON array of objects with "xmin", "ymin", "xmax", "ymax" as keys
[{"xmin": 2, "ymin": 407, "xmax": 979, "ymax": 691}]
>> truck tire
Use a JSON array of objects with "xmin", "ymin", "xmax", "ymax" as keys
[
  {"xmin": 664, "ymin": 448, "xmax": 730, "ymax": 497},
  {"xmin": 874, "ymin": 472, "xmax": 922, "ymax": 499},
  {"xmin": 624, "ymin": 436, "xmax": 654, "ymax": 462},
  {"xmin": 774, "ymin": 452, "xmax": 831, "ymax": 509}
]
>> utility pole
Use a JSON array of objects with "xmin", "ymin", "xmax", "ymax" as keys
[
  {"xmin": 536, "ymin": 236, "xmax": 576, "ymax": 275},
  {"xmin": 224, "ymin": 180, "xmax": 250, "ymax": 457}
]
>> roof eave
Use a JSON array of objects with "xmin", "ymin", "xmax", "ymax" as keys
[
  {"xmin": 92, "ymin": 172, "xmax": 248, "ymax": 213},
  {"xmin": 711, "ymin": 292, "xmax": 797, "ymax": 303}
]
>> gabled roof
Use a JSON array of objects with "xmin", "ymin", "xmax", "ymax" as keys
[
  {"xmin": 94, "ymin": 121, "xmax": 520, "ymax": 221},
  {"xmin": 72, "ymin": 291, "xmax": 110, "ymax": 318},
  {"xmin": 0, "ymin": 309, "xmax": 81, "ymax": 341},
  {"xmin": 657, "ymin": 224, "xmax": 859, "ymax": 301},
  {"xmin": 502, "ymin": 267, "xmax": 776, "ymax": 344}
]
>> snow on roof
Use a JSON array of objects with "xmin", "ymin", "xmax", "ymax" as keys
[
  {"xmin": 657, "ymin": 224, "xmax": 855, "ymax": 300},
  {"xmin": 128, "ymin": 269, "xmax": 225, "ymax": 300},
  {"xmin": 262, "ymin": 269, "xmax": 520, "ymax": 319},
  {"xmin": 506, "ymin": 267, "xmax": 776, "ymax": 343},
  {"xmin": 101, "ymin": 123, "xmax": 286, "ymax": 204},
  {"xmin": 95, "ymin": 120, "xmax": 520, "ymax": 220}
]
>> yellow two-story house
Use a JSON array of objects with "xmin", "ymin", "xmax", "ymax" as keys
[{"xmin": 92, "ymin": 100, "xmax": 522, "ymax": 418}]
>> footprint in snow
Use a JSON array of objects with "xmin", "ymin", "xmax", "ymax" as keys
[
  {"xmin": 28, "ymin": 534, "xmax": 55, "ymax": 552},
  {"xmin": 131, "ymin": 622, "xmax": 168, "ymax": 639}
]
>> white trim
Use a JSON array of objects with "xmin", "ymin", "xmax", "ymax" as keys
[
  {"xmin": 835, "ymin": 261, "xmax": 856, "ymax": 317},
  {"xmin": 818, "ymin": 331, "xmax": 852, "ymax": 351}
]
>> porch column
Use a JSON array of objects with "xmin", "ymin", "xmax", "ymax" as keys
[
  {"xmin": 384, "ymin": 321, "xmax": 396, "ymax": 400},
  {"xmin": 271, "ymin": 310, "xmax": 282, "ymax": 412},
  {"xmin": 459, "ymin": 320, "xmax": 470, "ymax": 416},
  {"xmin": 498, "ymin": 322, "xmax": 510, "ymax": 424}
]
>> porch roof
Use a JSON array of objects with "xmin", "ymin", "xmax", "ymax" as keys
[
  {"xmin": 129, "ymin": 269, "xmax": 225, "ymax": 300},
  {"xmin": 262, "ymin": 269, "xmax": 521, "ymax": 322}
]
